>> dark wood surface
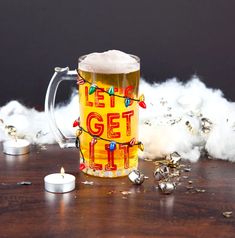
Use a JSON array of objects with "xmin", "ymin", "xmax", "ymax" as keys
[{"xmin": 0, "ymin": 144, "xmax": 234, "ymax": 238}]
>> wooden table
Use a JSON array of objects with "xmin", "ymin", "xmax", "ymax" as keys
[{"xmin": 0, "ymin": 145, "xmax": 234, "ymax": 238}]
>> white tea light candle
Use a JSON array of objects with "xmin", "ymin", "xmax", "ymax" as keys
[
  {"xmin": 44, "ymin": 167, "xmax": 75, "ymax": 193},
  {"xmin": 3, "ymin": 139, "xmax": 30, "ymax": 155}
]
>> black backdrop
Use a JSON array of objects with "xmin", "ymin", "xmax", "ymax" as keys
[{"xmin": 0, "ymin": 0, "xmax": 235, "ymax": 108}]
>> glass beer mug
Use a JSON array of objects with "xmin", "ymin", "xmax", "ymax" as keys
[{"xmin": 45, "ymin": 50, "xmax": 144, "ymax": 177}]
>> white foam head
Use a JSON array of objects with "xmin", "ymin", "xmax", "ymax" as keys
[{"xmin": 78, "ymin": 50, "xmax": 140, "ymax": 74}]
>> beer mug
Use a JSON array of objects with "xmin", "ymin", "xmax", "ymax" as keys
[{"xmin": 45, "ymin": 50, "xmax": 144, "ymax": 177}]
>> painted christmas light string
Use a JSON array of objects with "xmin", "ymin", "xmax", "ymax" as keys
[
  {"xmin": 74, "ymin": 118, "xmax": 144, "ymax": 153},
  {"xmin": 77, "ymin": 71, "xmax": 146, "ymax": 109}
]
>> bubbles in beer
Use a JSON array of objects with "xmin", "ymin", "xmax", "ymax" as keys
[{"xmin": 78, "ymin": 50, "xmax": 140, "ymax": 74}]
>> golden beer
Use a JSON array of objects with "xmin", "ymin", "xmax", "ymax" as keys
[{"xmin": 78, "ymin": 53, "xmax": 140, "ymax": 177}]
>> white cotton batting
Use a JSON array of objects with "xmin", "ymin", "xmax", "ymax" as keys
[{"xmin": 1, "ymin": 76, "xmax": 235, "ymax": 162}]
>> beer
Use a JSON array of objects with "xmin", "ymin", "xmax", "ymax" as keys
[{"xmin": 78, "ymin": 50, "xmax": 140, "ymax": 177}]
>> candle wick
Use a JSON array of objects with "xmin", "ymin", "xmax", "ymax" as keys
[{"xmin": 61, "ymin": 174, "xmax": 64, "ymax": 179}]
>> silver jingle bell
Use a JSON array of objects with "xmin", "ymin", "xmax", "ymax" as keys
[
  {"xmin": 166, "ymin": 152, "xmax": 181, "ymax": 168},
  {"xmin": 153, "ymin": 165, "xmax": 169, "ymax": 181},
  {"xmin": 158, "ymin": 181, "xmax": 176, "ymax": 194},
  {"xmin": 128, "ymin": 169, "xmax": 145, "ymax": 185}
]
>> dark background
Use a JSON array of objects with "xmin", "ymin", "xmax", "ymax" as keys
[{"xmin": 0, "ymin": 0, "xmax": 235, "ymax": 108}]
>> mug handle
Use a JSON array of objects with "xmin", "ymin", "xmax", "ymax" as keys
[{"xmin": 45, "ymin": 67, "xmax": 78, "ymax": 148}]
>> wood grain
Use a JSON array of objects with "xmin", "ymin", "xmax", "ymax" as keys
[{"xmin": 0, "ymin": 145, "xmax": 234, "ymax": 238}]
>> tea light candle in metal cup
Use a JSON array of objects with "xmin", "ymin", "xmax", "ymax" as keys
[
  {"xmin": 44, "ymin": 167, "xmax": 75, "ymax": 193},
  {"xmin": 3, "ymin": 139, "xmax": 30, "ymax": 155}
]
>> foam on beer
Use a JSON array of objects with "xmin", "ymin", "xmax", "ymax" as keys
[{"xmin": 78, "ymin": 50, "xmax": 140, "ymax": 74}]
